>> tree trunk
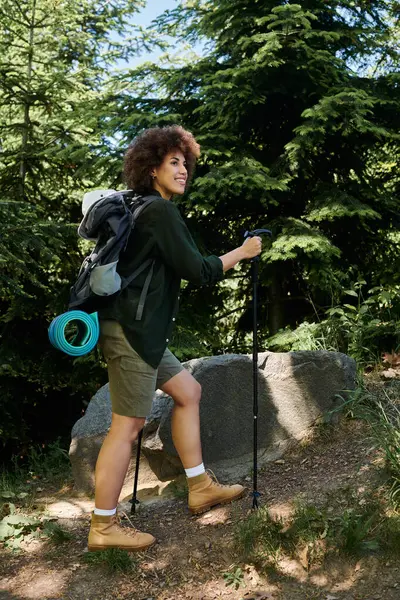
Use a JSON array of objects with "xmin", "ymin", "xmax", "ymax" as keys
[{"xmin": 19, "ymin": 0, "xmax": 36, "ymax": 197}]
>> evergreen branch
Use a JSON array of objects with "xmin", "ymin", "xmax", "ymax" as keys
[
  {"xmin": 0, "ymin": 8, "xmax": 30, "ymax": 29},
  {"xmin": 11, "ymin": 0, "xmax": 31, "ymax": 22},
  {"xmin": 216, "ymin": 307, "xmax": 243, "ymax": 321}
]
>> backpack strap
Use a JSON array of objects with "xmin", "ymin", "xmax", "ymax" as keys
[
  {"xmin": 120, "ymin": 258, "xmax": 153, "ymax": 290},
  {"xmin": 129, "ymin": 194, "xmax": 161, "ymax": 219},
  {"xmin": 135, "ymin": 260, "xmax": 155, "ymax": 321},
  {"xmin": 120, "ymin": 194, "xmax": 161, "ymax": 320}
]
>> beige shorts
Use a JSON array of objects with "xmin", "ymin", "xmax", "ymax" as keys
[{"xmin": 98, "ymin": 320, "xmax": 184, "ymax": 417}]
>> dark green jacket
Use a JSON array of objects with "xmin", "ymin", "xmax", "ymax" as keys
[{"xmin": 98, "ymin": 191, "xmax": 223, "ymax": 368}]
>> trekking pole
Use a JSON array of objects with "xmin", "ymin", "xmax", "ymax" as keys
[
  {"xmin": 130, "ymin": 429, "xmax": 143, "ymax": 514},
  {"xmin": 244, "ymin": 228, "xmax": 272, "ymax": 509}
]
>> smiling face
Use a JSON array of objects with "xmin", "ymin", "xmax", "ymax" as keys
[{"xmin": 151, "ymin": 149, "xmax": 187, "ymax": 200}]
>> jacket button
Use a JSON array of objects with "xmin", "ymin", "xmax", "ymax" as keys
[
  {"xmin": 166, "ymin": 338, "xmax": 169, "ymax": 343},
  {"xmin": 172, "ymin": 318, "xmax": 176, "ymax": 322}
]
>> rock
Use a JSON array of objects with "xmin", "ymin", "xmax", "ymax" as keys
[
  {"xmin": 143, "ymin": 351, "xmax": 355, "ymax": 481},
  {"xmin": 69, "ymin": 350, "xmax": 355, "ymax": 492}
]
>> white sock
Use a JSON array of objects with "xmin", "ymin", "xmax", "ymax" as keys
[
  {"xmin": 94, "ymin": 507, "xmax": 117, "ymax": 516},
  {"xmin": 185, "ymin": 463, "xmax": 205, "ymax": 478}
]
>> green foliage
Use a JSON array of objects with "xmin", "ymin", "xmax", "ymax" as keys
[
  {"xmin": 268, "ymin": 322, "xmax": 329, "ymax": 352},
  {"xmin": 235, "ymin": 495, "xmax": 399, "ymax": 566},
  {"xmin": 118, "ymin": 0, "xmax": 400, "ymax": 345},
  {"xmin": 337, "ymin": 381, "xmax": 400, "ymax": 508},
  {"xmin": 334, "ymin": 506, "xmax": 381, "ymax": 555},
  {"xmin": 0, "ymin": 201, "xmax": 74, "ymax": 314},
  {"xmin": 0, "ymin": 511, "xmax": 43, "ymax": 550},
  {"xmin": 380, "ymin": 513, "xmax": 400, "ymax": 555},
  {"xmin": 20, "ymin": 439, "xmax": 71, "ymax": 482},
  {"xmin": 84, "ymin": 548, "xmax": 137, "ymax": 573},
  {"xmin": 0, "ymin": 438, "xmax": 71, "ymax": 496},
  {"xmin": 222, "ymin": 566, "xmax": 245, "ymax": 590},
  {"xmin": 0, "ymin": 0, "xmax": 146, "ymax": 455},
  {"xmin": 286, "ymin": 502, "xmax": 329, "ymax": 544},
  {"xmin": 268, "ymin": 282, "xmax": 400, "ymax": 365},
  {"xmin": 167, "ymin": 478, "xmax": 188, "ymax": 499},
  {"xmin": 235, "ymin": 506, "xmax": 284, "ymax": 563},
  {"xmin": 1, "ymin": 0, "xmax": 400, "ymax": 456},
  {"xmin": 0, "ymin": 504, "xmax": 72, "ymax": 550}
]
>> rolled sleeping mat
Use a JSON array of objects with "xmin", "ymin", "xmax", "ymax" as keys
[{"xmin": 48, "ymin": 311, "xmax": 100, "ymax": 356}]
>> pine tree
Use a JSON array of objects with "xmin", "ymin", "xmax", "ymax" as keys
[
  {"xmin": 0, "ymin": 0, "xmax": 146, "ymax": 453},
  {"xmin": 110, "ymin": 1, "xmax": 400, "ymax": 351}
]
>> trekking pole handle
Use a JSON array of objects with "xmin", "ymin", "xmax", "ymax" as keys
[
  {"xmin": 244, "ymin": 228, "xmax": 272, "ymax": 239},
  {"xmin": 244, "ymin": 229, "xmax": 272, "ymax": 262}
]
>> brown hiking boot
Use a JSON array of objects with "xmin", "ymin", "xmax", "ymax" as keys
[
  {"xmin": 88, "ymin": 512, "xmax": 156, "ymax": 552},
  {"xmin": 188, "ymin": 471, "xmax": 245, "ymax": 515}
]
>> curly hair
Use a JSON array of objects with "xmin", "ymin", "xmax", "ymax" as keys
[{"xmin": 123, "ymin": 125, "xmax": 201, "ymax": 194}]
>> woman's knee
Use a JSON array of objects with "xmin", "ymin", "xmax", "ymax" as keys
[
  {"xmin": 176, "ymin": 380, "xmax": 202, "ymax": 408},
  {"xmin": 161, "ymin": 369, "xmax": 202, "ymax": 408},
  {"xmin": 109, "ymin": 413, "xmax": 145, "ymax": 442}
]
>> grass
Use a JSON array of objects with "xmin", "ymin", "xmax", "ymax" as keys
[
  {"xmin": 1, "ymin": 438, "xmax": 71, "ymax": 504},
  {"xmin": 336, "ymin": 378, "xmax": 400, "ymax": 508},
  {"xmin": 334, "ymin": 505, "xmax": 381, "ymax": 555},
  {"xmin": 234, "ymin": 505, "xmax": 284, "ymax": 564},
  {"xmin": 83, "ymin": 548, "xmax": 138, "ymax": 573},
  {"xmin": 234, "ymin": 493, "xmax": 400, "ymax": 569},
  {"xmin": 286, "ymin": 501, "xmax": 329, "ymax": 545},
  {"xmin": 0, "ymin": 440, "xmax": 73, "ymax": 551}
]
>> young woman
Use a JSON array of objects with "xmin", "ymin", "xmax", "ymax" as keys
[{"xmin": 88, "ymin": 125, "xmax": 262, "ymax": 552}]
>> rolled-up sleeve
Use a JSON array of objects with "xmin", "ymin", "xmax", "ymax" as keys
[{"xmin": 155, "ymin": 200, "xmax": 223, "ymax": 285}]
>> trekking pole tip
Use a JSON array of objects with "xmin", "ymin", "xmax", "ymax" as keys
[
  {"xmin": 130, "ymin": 498, "xmax": 140, "ymax": 514},
  {"xmin": 251, "ymin": 490, "xmax": 261, "ymax": 510}
]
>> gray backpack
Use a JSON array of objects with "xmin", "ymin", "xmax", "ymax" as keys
[{"xmin": 68, "ymin": 189, "xmax": 159, "ymax": 315}]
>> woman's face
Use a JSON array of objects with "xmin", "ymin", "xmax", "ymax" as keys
[{"xmin": 151, "ymin": 149, "xmax": 187, "ymax": 200}]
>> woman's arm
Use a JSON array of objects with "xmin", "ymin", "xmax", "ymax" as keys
[
  {"xmin": 155, "ymin": 200, "xmax": 262, "ymax": 284},
  {"xmin": 219, "ymin": 237, "xmax": 262, "ymax": 272}
]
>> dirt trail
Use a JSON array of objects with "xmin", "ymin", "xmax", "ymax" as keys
[{"xmin": 1, "ymin": 419, "xmax": 399, "ymax": 600}]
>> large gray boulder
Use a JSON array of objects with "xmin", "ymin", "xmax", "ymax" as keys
[{"xmin": 69, "ymin": 351, "xmax": 356, "ymax": 492}]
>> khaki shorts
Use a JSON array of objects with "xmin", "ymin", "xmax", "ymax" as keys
[{"xmin": 98, "ymin": 320, "xmax": 184, "ymax": 418}]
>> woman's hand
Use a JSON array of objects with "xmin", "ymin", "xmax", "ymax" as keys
[
  {"xmin": 241, "ymin": 236, "xmax": 262, "ymax": 259},
  {"xmin": 219, "ymin": 236, "xmax": 263, "ymax": 272}
]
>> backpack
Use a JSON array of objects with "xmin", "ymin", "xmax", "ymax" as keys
[{"xmin": 68, "ymin": 189, "xmax": 159, "ymax": 316}]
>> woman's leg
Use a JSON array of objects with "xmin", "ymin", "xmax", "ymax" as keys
[
  {"xmin": 160, "ymin": 369, "xmax": 202, "ymax": 468},
  {"xmin": 160, "ymin": 368, "xmax": 245, "ymax": 514},
  {"xmin": 94, "ymin": 412, "xmax": 145, "ymax": 509},
  {"xmin": 90, "ymin": 412, "xmax": 155, "ymax": 552}
]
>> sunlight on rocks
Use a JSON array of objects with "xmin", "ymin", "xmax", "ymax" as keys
[
  {"xmin": 196, "ymin": 506, "xmax": 231, "ymax": 525},
  {"xmin": 120, "ymin": 480, "xmax": 173, "ymax": 503},
  {"xmin": 46, "ymin": 499, "xmax": 93, "ymax": 518},
  {"xmin": 268, "ymin": 501, "xmax": 293, "ymax": 520},
  {"xmin": 278, "ymin": 557, "xmax": 308, "ymax": 582}
]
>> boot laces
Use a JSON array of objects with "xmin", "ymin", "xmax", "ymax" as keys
[
  {"xmin": 206, "ymin": 469, "xmax": 227, "ymax": 488},
  {"xmin": 111, "ymin": 511, "xmax": 139, "ymax": 538}
]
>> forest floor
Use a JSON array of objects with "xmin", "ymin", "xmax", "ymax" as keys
[{"xmin": 1, "ymin": 380, "xmax": 400, "ymax": 600}]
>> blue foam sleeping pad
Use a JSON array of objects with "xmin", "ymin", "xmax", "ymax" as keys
[{"xmin": 48, "ymin": 311, "xmax": 99, "ymax": 356}]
